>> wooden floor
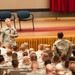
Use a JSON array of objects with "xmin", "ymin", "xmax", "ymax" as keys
[{"xmin": 3, "ymin": 17, "xmax": 75, "ymax": 37}]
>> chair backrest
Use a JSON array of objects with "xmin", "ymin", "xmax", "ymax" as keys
[
  {"xmin": 17, "ymin": 11, "xmax": 30, "ymax": 19},
  {"xmin": 0, "ymin": 11, "xmax": 11, "ymax": 20},
  {"xmin": 0, "ymin": 67, "xmax": 13, "ymax": 75},
  {"xmin": 10, "ymin": 70, "xmax": 32, "ymax": 75},
  {"xmin": 10, "ymin": 71, "xmax": 27, "ymax": 75}
]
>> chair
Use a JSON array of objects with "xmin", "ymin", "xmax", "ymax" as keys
[
  {"xmin": 0, "ymin": 11, "xmax": 16, "ymax": 28},
  {"xmin": 10, "ymin": 69, "xmax": 32, "ymax": 75},
  {"xmin": 17, "ymin": 11, "xmax": 34, "ymax": 31},
  {"xmin": 0, "ymin": 67, "xmax": 13, "ymax": 75},
  {"xmin": 10, "ymin": 71, "xmax": 27, "ymax": 75}
]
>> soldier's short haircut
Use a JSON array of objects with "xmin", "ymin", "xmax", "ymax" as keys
[
  {"xmin": 12, "ymin": 59, "xmax": 18, "ymax": 68},
  {"xmin": 57, "ymin": 32, "xmax": 64, "ymax": 39},
  {"xmin": 44, "ymin": 59, "xmax": 51, "ymax": 66},
  {"xmin": 0, "ymin": 55, "xmax": 4, "ymax": 63}
]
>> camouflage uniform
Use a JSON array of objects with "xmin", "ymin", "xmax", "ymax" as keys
[
  {"xmin": 0, "ymin": 26, "xmax": 18, "ymax": 47},
  {"xmin": 52, "ymin": 39, "xmax": 72, "ymax": 59}
]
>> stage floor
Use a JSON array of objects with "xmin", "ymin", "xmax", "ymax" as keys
[{"xmin": 2, "ymin": 17, "xmax": 75, "ymax": 37}]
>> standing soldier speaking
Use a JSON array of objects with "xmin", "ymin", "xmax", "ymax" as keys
[{"xmin": 0, "ymin": 18, "xmax": 18, "ymax": 47}]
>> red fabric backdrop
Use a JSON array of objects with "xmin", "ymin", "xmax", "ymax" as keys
[{"xmin": 50, "ymin": 0, "xmax": 75, "ymax": 12}]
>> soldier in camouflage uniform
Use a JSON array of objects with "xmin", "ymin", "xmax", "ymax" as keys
[
  {"xmin": 0, "ymin": 18, "xmax": 18, "ymax": 47},
  {"xmin": 52, "ymin": 32, "xmax": 72, "ymax": 59}
]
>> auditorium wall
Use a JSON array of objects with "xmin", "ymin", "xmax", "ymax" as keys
[{"xmin": 0, "ymin": 0, "xmax": 49, "ymax": 9}]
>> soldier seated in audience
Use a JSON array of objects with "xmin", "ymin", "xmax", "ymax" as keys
[
  {"xmin": 69, "ymin": 61, "xmax": 75, "ymax": 71},
  {"xmin": 12, "ymin": 45, "xmax": 18, "ymax": 53},
  {"xmin": 4, "ymin": 50, "xmax": 12, "ymax": 63},
  {"xmin": 51, "ymin": 55, "xmax": 60, "ymax": 67},
  {"xmin": 46, "ymin": 64, "xmax": 54, "ymax": 75},
  {"xmin": 27, "ymin": 63, "xmax": 45, "ymax": 75},
  {"xmin": 43, "ymin": 50, "xmax": 53, "ymax": 63},
  {"xmin": 55, "ymin": 63, "xmax": 65, "ymax": 75},
  {"xmin": 41, "ymin": 52, "xmax": 49, "ymax": 62},
  {"xmin": 41, "ymin": 59, "xmax": 51, "ymax": 73},
  {"xmin": 64, "ymin": 60, "xmax": 72, "ymax": 75},
  {"xmin": 19, "ymin": 56, "xmax": 31, "ymax": 69},
  {"xmin": 4, "ymin": 60, "xmax": 20, "ymax": 75},
  {"xmin": 29, "ymin": 48, "xmax": 35, "ymax": 54},
  {"xmin": 0, "ymin": 54, "xmax": 13, "ymax": 67},
  {"xmin": 23, "ymin": 51, "xmax": 28, "ymax": 57},
  {"xmin": 12, "ymin": 53, "xmax": 18, "ymax": 60},
  {"xmin": 59, "ymin": 54, "xmax": 68, "ymax": 67},
  {"xmin": 3, "ymin": 50, "xmax": 12, "ymax": 67},
  {"xmin": 38, "ymin": 52, "xmax": 49, "ymax": 69},
  {"xmin": 18, "ymin": 43, "xmax": 29, "ymax": 61},
  {"xmin": 36, "ymin": 44, "xmax": 44, "ymax": 60},
  {"xmin": 23, "ymin": 42, "xmax": 29, "ymax": 53},
  {"xmin": 44, "ymin": 59, "xmax": 51, "ymax": 66},
  {"xmin": 43, "ymin": 44, "xmax": 50, "ymax": 50},
  {"xmin": 30, "ymin": 52, "xmax": 37, "ymax": 63},
  {"xmin": 18, "ymin": 51, "xmax": 29, "ymax": 63}
]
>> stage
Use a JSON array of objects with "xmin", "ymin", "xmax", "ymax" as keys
[
  {"xmin": 14, "ymin": 17, "xmax": 75, "ymax": 50},
  {"xmin": 16, "ymin": 17, "xmax": 75, "ymax": 37}
]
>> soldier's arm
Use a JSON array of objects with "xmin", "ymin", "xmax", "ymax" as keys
[
  {"xmin": 52, "ymin": 44, "xmax": 58, "ymax": 55},
  {"xmin": 67, "ymin": 44, "xmax": 72, "ymax": 59},
  {"xmin": 11, "ymin": 28, "xmax": 18, "ymax": 38}
]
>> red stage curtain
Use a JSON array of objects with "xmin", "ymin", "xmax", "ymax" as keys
[
  {"xmin": 50, "ymin": 0, "xmax": 75, "ymax": 12},
  {"xmin": 50, "ymin": 0, "xmax": 61, "ymax": 12},
  {"xmin": 61, "ymin": 0, "xmax": 68, "ymax": 12},
  {"xmin": 68, "ymin": 0, "xmax": 75, "ymax": 12}
]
